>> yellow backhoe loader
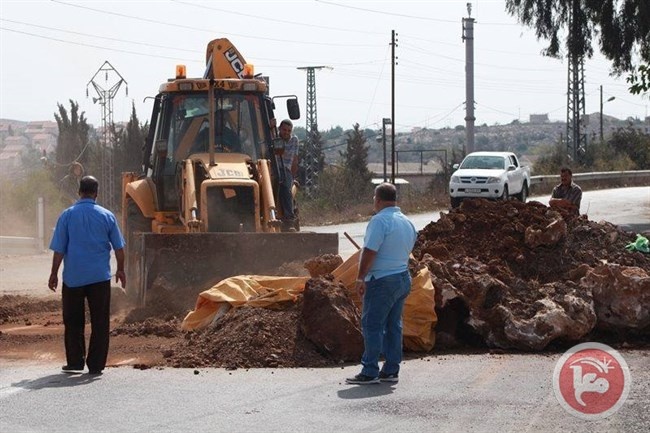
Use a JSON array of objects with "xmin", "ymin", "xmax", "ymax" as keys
[{"xmin": 122, "ymin": 38, "xmax": 338, "ymax": 304}]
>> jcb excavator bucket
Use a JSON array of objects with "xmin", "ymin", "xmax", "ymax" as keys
[{"xmin": 126, "ymin": 232, "xmax": 338, "ymax": 305}]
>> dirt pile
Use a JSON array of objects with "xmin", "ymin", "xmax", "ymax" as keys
[
  {"xmin": 163, "ymin": 275, "xmax": 362, "ymax": 369},
  {"xmin": 412, "ymin": 198, "xmax": 650, "ymax": 350},
  {"xmin": 0, "ymin": 295, "xmax": 59, "ymax": 324},
  {"xmin": 304, "ymin": 254, "xmax": 344, "ymax": 278},
  {"xmin": 165, "ymin": 303, "xmax": 330, "ymax": 369}
]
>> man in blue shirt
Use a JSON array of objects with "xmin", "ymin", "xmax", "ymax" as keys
[
  {"xmin": 277, "ymin": 119, "xmax": 299, "ymax": 231},
  {"xmin": 48, "ymin": 175, "xmax": 126, "ymax": 375},
  {"xmin": 346, "ymin": 183, "xmax": 418, "ymax": 385}
]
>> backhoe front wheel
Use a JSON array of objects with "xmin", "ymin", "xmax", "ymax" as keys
[
  {"xmin": 124, "ymin": 199, "xmax": 152, "ymax": 302},
  {"xmin": 125, "ymin": 199, "xmax": 152, "ymax": 252}
]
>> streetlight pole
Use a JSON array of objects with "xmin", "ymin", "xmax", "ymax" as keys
[
  {"xmin": 600, "ymin": 85, "xmax": 615, "ymax": 141},
  {"xmin": 382, "ymin": 118, "xmax": 392, "ymax": 182}
]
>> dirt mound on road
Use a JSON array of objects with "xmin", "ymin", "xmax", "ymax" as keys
[
  {"xmin": 164, "ymin": 303, "xmax": 334, "ymax": 369},
  {"xmin": 413, "ymin": 198, "xmax": 650, "ymax": 350},
  {"xmin": 0, "ymin": 295, "xmax": 59, "ymax": 324}
]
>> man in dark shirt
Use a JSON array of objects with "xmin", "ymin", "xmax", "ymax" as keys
[{"xmin": 549, "ymin": 167, "xmax": 582, "ymax": 214}]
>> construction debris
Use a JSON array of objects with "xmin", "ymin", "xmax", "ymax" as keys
[{"xmin": 413, "ymin": 198, "xmax": 650, "ymax": 350}]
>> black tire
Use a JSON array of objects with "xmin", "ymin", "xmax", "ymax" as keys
[
  {"xmin": 450, "ymin": 197, "xmax": 462, "ymax": 208},
  {"xmin": 517, "ymin": 182, "xmax": 528, "ymax": 203},
  {"xmin": 500, "ymin": 184, "xmax": 509, "ymax": 201},
  {"xmin": 125, "ymin": 199, "xmax": 152, "ymax": 257},
  {"xmin": 124, "ymin": 199, "xmax": 152, "ymax": 304}
]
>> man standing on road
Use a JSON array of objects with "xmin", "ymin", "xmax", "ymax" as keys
[
  {"xmin": 549, "ymin": 167, "xmax": 583, "ymax": 214},
  {"xmin": 277, "ymin": 119, "xmax": 299, "ymax": 232},
  {"xmin": 48, "ymin": 175, "xmax": 126, "ymax": 375},
  {"xmin": 346, "ymin": 183, "xmax": 418, "ymax": 385}
]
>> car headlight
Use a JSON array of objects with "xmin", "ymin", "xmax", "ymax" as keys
[
  {"xmin": 450, "ymin": 176, "xmax": 460, "ymax": 183},
  {"xmin": 486, "ymin": 177, "xmax": 501, "ymax": 184}
]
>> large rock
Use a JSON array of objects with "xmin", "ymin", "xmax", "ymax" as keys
[
  {"xmin": 425, "ymin": 256, "xmax": 596, "ymax": 350},
  {"xmin": 582, "ymin": 263, "xmax": 650, "ymax": 331},
  {"xmin": 300, "ymin": 277, "xmax": 363, "ymax": 362},
  {"xmin": 524, "ymin": 216, "xmax": 566, "ymax": 248}
]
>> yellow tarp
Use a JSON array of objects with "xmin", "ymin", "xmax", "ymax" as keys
[{"xmin": 181, "ymin": 252, "xmax": 437, "ymax": 351}]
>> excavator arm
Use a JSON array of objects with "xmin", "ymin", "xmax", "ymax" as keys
[{"xmin": 204, "ymin": 38, "xmax": 248, "ymax": 80}]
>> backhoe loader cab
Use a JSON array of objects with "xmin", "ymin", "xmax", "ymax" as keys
[{"xmin": 122, "ymin": 38, "xmax": 337, "ymax": 305}]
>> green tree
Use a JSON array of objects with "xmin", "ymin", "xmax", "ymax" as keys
[
  {"xmin": 53, "ymin": 100, "xmax": 94, "ymax": 201},
  {"xmin": 340, "ymin": 123, "xmax": 372, "ymax": 180},
  {"xmin": 505, "ymin": 0, "xmax": 650, "ymax": 94},
  {"xmin": 607, "ymin": 125, "xmax": 650, "ymax": 169},
  {"xmin": 109, "ymin": 103, "xmax": 149, "ymax": 209},
  {"xmin": 308, "ymin": 124, "xmax": 326, "ymax": 173},
  {"xmin": 115, "ymin": 102, "xmax": 147, "ymax": 175},
  {"xmin": 627, "ymin": 65, "xmax": 650, "ymax": 95}
]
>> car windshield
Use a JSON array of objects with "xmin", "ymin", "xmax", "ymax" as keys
[
  {"xmin": 460, "ymin": 156, "xmax": 505, "ymax": 170},
  {"xmin": 154, "ymin": 92, "xmax": 270, "ymax": 165}
]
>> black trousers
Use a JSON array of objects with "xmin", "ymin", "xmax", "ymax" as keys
[{"xmin": 62, "ymin": 280, "xmax": 111, "ymax": 371}]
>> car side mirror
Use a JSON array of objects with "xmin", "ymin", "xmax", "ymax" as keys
[
  {"xmin": 507, "ymin": 164, "xmax": 516, "ymax": 171},
  {"xmin": 287, "ymin": 98, "xmax": 300, "ymax": 120},
  {"xmin": 452, "ymin": 163, "xmax": 459, "ymax": 170}
]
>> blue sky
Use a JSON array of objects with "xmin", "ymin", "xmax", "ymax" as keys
[{"xmin": 1, "ymin": 0, "xmax": 648, "ymax": 132}]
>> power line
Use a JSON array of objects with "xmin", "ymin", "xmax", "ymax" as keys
[
  {"xmin": 3, "ymin": 18, "xmax": 389, "ymax": 67},
  {"xmin": 50, "ymin": 0, "xmax": 381, "ymax": 48},
  {"xmin": 476, "ymin": 102, "xmax": 518, "ymax": 118},
  {"xmin": 1, "ymin": 18, "xmax": 202, "ymax": 53},
  {"xmin": 0, "ymin": 27, "xmax": 200, "ymax": 62},
  {"xmin": 171, "ymin": 0, "xmax": 385, "ymax": 36},
  {"xmin": 315, "ymin": 0, "xmax": 458, "ymax": 23}
]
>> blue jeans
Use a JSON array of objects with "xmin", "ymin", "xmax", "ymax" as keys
[{"xmin": 360, "ymin": 271, "xmax": 411, "ymax": 378}]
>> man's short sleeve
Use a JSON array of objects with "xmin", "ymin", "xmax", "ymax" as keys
[
  {"xmin": 363, "ymin": 216, "xmax": 385, "ymax": 252},
  {"xmin": 108, "ymin": 214, "xmax": 126, "ymax": 250},
  {"xmin": 49, "ymin": 212, "xmax": 69, "ymax": 253}
]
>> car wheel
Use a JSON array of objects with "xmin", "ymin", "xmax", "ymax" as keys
[
  {"xmin": 517, "ymin": 183, "xmax": 528, "ymax": 203},
  {"xmin": 500, "ymin": 185, "xmax": 509, "ymax": 201},
  {"xmin": 450, "ymin": 197, "xmax": 462, "ymax": 208}
]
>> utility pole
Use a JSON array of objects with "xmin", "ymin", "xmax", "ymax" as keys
[
  {"xmin": 462, "ymin": 3, "xmax": 475, "ymax": 154},
  {"xmin": 86, "ymin": 61, "xmax": 127, "ymax": 211},
  {"xmin": 566, "ymin": 0, "xmax": 587, "ymax": 162},
  {"xmin": 382, "ymin": 118, "xmax": 392, "ymax": 182},
  {"xmin": 390, "ymin": 30, "xmax": 397, "ymax": 184},
  {"xmin": 296, "ymin": 66, "xmax": 331, "ymax": 194},
  {"xmin": 600, "ymin": 85, "xmax": 615, "ymax": 141}
]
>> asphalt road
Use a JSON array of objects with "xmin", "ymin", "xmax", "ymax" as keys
[
  {"xmin": 1, "ymin": 186, "xmax": 649, "ymax": 432},
  {"xmin": 1, "ymin": 351, "xmax": 649, "ymax": 433}
]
